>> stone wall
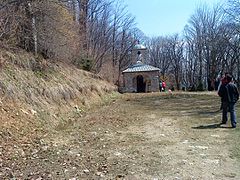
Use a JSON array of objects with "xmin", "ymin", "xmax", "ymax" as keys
[{"xmin": 123, "ymin": 71, "xmax": 159, "ymax": 93}]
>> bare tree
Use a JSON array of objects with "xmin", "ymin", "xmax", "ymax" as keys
[
  {"xmin": 147, "ymin": 36, "xmax": 171, "ymax": 80},
  {"xmin": 0, "ymin": 0, "xmax": 78, "ymax": 62},
  {"xmin": 225, "ymin": 0, "xmax": 240, "ymax": 87},
  {"xmin": 225, "ymin": 0, "xmax": 240, "ymax": 26},
  {"xmin": 168, "ymin": 34, "xmax": 184, "ymax": 90},
  {"xmin": 184, "ymin": 5, "xmax": 231, "ymax": 90}
]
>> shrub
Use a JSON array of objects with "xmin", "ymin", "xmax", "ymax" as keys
[
  {"xmin": 197, "ymin": 82, "xmax": 204, "ymax": 91},
  {"xmin": 72, "ymin": 56, "xmax": 93, "ymax": 71}
]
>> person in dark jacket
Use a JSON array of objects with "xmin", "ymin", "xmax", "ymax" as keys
[
  {"xmin": 218, "ymin": 74, "xmax": 239, "ymax": 128},
  {"xmin": 218, "ymin": 72, "xmax": 229, "ymax": 110},
  {"xmin": 159, "ymin": 80, "xmax": 162, "ymax": 92}
]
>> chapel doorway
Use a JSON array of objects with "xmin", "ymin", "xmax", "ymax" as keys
[{"xmin": 137, "ymin": 75, "xmax": 146, "ymax": 92}]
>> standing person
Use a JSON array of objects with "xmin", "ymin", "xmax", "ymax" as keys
[
  {"xmin": 218, "ymin": 72, "xmax": 229, "ymax": 110},
  {"xmin": 218, "ymin": 74, "xmax": 239, "ymax": 128},
  {"xmin": 159, "ymin": 80, "xmax": 162, "ymax": 92},
  {"xmin": 162, "ymin": 81, "xmax": 166, "ymax": 92},
  {"xmin": 218, "ymin": 72, "xmax": 229, "ymax": 91}
]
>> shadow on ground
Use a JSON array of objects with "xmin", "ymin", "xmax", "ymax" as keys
[
  {"xmin": 197, "ymin": 110, "xmax": 221, "ymax": 115},
  {"xmin": 192, "ymin": 123, "xmax": 232, "ymax": 129}
]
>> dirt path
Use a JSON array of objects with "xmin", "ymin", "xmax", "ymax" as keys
[{"xmin": 1, "ymin": 92, "xmax": 240, "ymax": 179}]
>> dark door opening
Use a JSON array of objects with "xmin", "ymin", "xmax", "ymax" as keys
[{"xmin": 137, "ymin": 75, "xmax": 146, "ymax": 93}]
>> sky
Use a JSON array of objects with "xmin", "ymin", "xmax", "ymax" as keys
[{"xmin": 123, "ymin": 0, "xmax": 227, "ymax": 37}]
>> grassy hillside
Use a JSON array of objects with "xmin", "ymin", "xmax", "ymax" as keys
[{"xmin": 0, "ymin": 48, "xmax": 118, "ymax": 163}]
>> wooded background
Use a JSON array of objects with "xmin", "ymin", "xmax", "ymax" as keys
[{"xmin": 0, "ymin": 0, "xmax": 239, "ymax": 90}]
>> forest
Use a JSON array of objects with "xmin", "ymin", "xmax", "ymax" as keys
[{"xmin": 0, "ymin": 0, "xmax": 239, "ymax": 91}]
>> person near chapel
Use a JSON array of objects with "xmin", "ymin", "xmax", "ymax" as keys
[
  {"xmin": 162, "ymin": 81, "xmax": 166, "ymax": 91},
  {"xmin": 218, "ymin": 74, "xmax": 239, "ymax": 128},
  {"xmin": 159, "ymin": 80, "xmax": 162, "ymax": 92}
]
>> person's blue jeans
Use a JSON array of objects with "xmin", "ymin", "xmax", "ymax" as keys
[{"xmin": 222, "ymin": 102, "xmax": 237, "ymax": 127}]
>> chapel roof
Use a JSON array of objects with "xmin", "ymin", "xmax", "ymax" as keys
[{"xmin": 122, "ymin": 61, "xmax": 160, "ymax": 73}]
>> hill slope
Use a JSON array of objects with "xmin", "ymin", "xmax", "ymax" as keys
[{"xmin": 0, "ymin": 49, "xmax": 117, "ymax": 173}]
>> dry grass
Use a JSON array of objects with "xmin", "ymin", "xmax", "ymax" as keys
[
  {"xmin": 0, "ymin": 49, "xmax": 116, "ymax": 104},
  {"xmin": 1, "ymin": 85, "xmax": 240, "ymax": 178},
  {"xmin": 0, "ymin": 48, "xmax": 118, "ymax": 163}
]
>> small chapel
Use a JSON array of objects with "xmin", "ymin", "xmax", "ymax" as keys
[{"xmin": 122, "ymin": 43, "xmax": 160, "ymax": 93}]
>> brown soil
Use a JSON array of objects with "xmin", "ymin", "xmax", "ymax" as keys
[{"xmin": 1, "ymin": 92, "xmax": 240, "ymax": 180}]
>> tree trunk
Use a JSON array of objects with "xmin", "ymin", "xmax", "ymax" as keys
[
  {"xmin": 27, "ymin": 2, "xmax": 38, "ymax": 56},
  {"xmin": 32, "ymin": 15, "xmax": 37, "ymax": 57},
  {"xmin": 79, "ymin": 0, "xmax": 88, "ymax": 55},
  {"xmin": 198, "ymin": 48, "xmax": 203, "ymax": 90}
]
